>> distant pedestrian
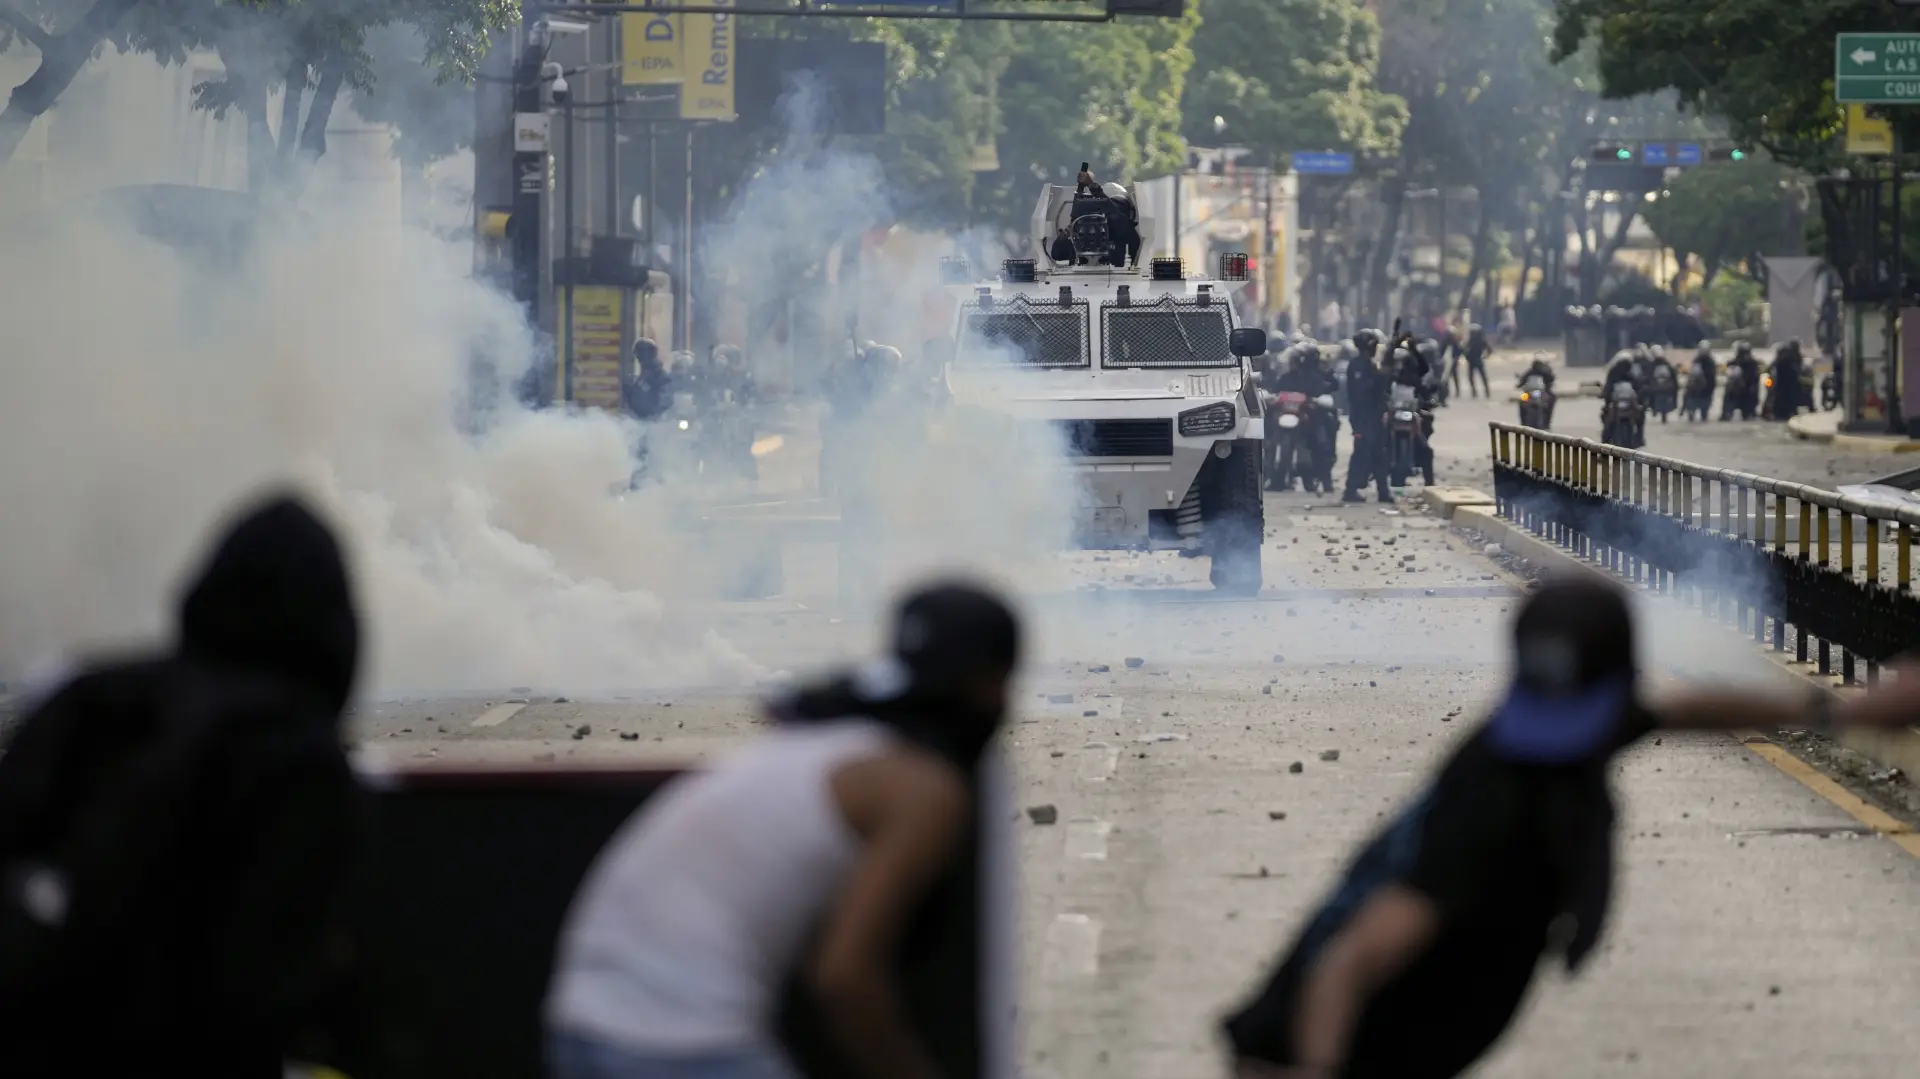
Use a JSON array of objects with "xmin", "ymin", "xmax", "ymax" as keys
[
  {"xmin": 1497, "ymin": 302, "xmax": 1517, "ymax": 345},
  {"xmin": 1320, "ymin": 300, "xmax": 1342, "ymax": 342},
  {"xmin": 547, "ymin": 581, "xmax": 1022, "ymax": 1079},
  {"xmin": 0, "ymin": 493, "xmax": 368, "ymax": 1079},
  {"xmin": 1222, "ymin": 578, "xmax": 1849, "ymax": 1079}
]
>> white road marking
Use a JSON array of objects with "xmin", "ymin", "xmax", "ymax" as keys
[
  {"xmin": 1079, "ymin": 743, "xmax": 1121, "ymax": 782},
  {"xmin": 471, "ymin": 702, "xmax": 528, "ymax": 728},
  {"xmin": 1065, "ymin": 818, "xmax": 1112, "ymax": 860},
  {"xmin": 1043, "ymin": 913, "xmax": 1101, "ymax": 978}
]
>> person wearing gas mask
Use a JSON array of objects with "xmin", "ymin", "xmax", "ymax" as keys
[
  {"xmin": 549, "ymin": 582, "xmax": 1021, "ymax": 1079},
  {"xmin": 1101, "ymin": 181, "xmax": 1143, "ymax": 268},
  {"xmin": 1342, "ymin": 329, "xmax": 1393, "ymax": 505},
  {"xmin": 1722, "ymin": 342, "xmax": 1762, "ymax": 421}
]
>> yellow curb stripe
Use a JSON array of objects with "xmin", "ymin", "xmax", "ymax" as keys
[{"xmin": 1734, "ymin": 732, "xmax": 1920, "ymax": 858}]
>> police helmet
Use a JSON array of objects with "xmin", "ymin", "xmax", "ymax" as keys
[
  {"xmin": 1353, "ymin": 328, "xmax": 1382, "ymax": 351},
  {"xmin": 1734, "ymin": 341, "xmax": 1754, "ymax": 356},
  {"xmin": 633, "ymin": 337, "xmax": 660, "ymax": 365},
  {"xmin": 1469, "ymin": 323, "xmax": 1484, "ymax": 334},
  {"xmin": 1101, "ymin": 181, "xmax": 1132, "ymax": 204},
  {"xmin": 1416, "ymin": 339, "xmax": 1439, "ymax": 360},
  {"xmin": 1649, "ymin": 344, "xmax": 1665, "ymax": 360}
]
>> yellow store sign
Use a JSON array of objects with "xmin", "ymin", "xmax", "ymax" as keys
[
  {"xmin": 1847, "ymin": 104, "xmax": 1893, "ymax": 156},
  {"xmin": 680, "ymin": 0, "xmax": 736, "ymax": 122},
  {"xmin": 621, "ymin": 8, "xmax": 684, "ymax": 86}
]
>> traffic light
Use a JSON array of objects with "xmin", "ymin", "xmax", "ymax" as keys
[
  {"xmin": 1708, "ymin": 147, "xmax": 1751, "ymax": 163},
  {"xmin": 1591, "ymin": 143, "xmax": 1635, "ymax": 163}
]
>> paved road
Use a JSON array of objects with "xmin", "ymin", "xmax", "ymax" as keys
[{"xmin": 350, "ymin": 482, "xmax": 1920, "ymax": 1079}]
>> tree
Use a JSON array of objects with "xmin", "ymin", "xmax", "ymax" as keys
[
  {"xmin": 1550, "ymin": 0, "xmax": 1913, "ymax": 171},
  {"xmin": 0, "ymin": 0, "xmax": 512, "ymax": 191},
  {"xmin": 1180, "ymin": 0, "xmax": 1404, "ymax": 164},
  {"xmin": 973, "ymin": 7, "xmax": 1200, "ymax": 239},
  {"xmin": 1640, "ymin": 158, "xmax": 1803, "ymax": 290},
  {"xmin": 0, "ymin": 0, "xmax": 146, "ymax": 163}
]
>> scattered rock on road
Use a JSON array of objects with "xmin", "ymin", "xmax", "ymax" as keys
[
  {"xmin": 1320, "ymin": 749, "xmax": 1342, "ymax": 762},
  {"xmin": 1027, "ymin": 804, "xmax": 1059, "ymax": 825},
  {"xmin": 1289, "ymin": 761, "xmax": 1305, "ymax": 774},
  {"xmin": 1088, "ymin": 665, "xmax": 1111, "ymax": 674},
  {"xmin": 572, "ymin": 724, "xmax": 591, "ymax": 740},
  {"xmin": 1048, "ymin": 693, "xmax": 1074, "ymax": 704},
  {"xmin": 619, "ymin": 731, "xmax": 640, "ymax": 741},
  {"xmin": 1268, "ymin": 810, "xmax": 1288, "ymax": 821},
  {"xmin": 1124, "ymin": 657, "xmax": 1146, "ymax": 668}
]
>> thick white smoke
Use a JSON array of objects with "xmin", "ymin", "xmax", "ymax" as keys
[{"xmin": 0, "ymin": 56, "xmax": 1077, "ymax": 699}]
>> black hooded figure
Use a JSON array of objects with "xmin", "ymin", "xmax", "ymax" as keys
[{"xmin": 0, "ymin": 493, "xmax": 366, "ymax": 1078}]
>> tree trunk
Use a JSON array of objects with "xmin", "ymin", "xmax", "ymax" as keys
[
  {"xmin": 298, "ymin": 52, "xmax": 347, "ymax": 164},
  {"xmin": 1594, "ymin": 208, "xmax": 1636, "ymax": 293},
  {"xmin": 1454, "ymin": 202, "xmax": 1493, "ymax": 313},
  {"xmin": 278, "ymin": 57, "xmax": 307, "ymax": 165},
  {"xmin": 1703, "ymin": 257, "xmax": 1721, "ymax": 290},
  {"xmin": 1363, "ymin": 173, "xmax": 1407, "ymax": 327},
  {"xmin": 1515, "ymin": 210, "xmax": 1537, "ymax": 311},
  {"xmin": 0, "ymin": 0, "xmax": 143, "ymax": 163}
]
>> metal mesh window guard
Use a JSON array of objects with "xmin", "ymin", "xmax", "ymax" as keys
[
  {"xmin": 955, "ymin": 299, "xmax": 1091, "ymax": 368},
  {"xmin": 1102, "ymin": 302, "xmax": 1235, "ymax": 368}
]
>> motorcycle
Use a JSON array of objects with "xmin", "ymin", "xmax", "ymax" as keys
[
  {"xmin": 1650, "ymin": 365, "xmax": 1677, "ymax": 423},
  {"xmin": 1821, "ymin": 368, "xmax": 1841, "ymax": 411},
  {"xmin": 1264, "ymin": 390, "xmax": 1312, "ymax": 491},
  {"xmin": 1386, "ymin": 383, "xmax": 1424, "ymax": 487},
  {"xmin": 1602, "ymin": 382, "xmax": 1644, "ymax": 448},
  {"xmin": 1517, "ymin": 376, "xmax": 1553, "ymax": 430}
]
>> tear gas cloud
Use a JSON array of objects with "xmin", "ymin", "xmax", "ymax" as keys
[{"xmin": 0, "ymin": 52, "xmax": 1078, "ymax": 700}]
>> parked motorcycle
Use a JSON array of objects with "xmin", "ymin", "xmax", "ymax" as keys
[
  {"xmin": 1821, "ymin": 368, "xmax": 1841, "ymax": 411},
  {"xmin": 1517, "ymin": 375, "xmax": 1553, "ymax": 430},
  {"xmin": 1387, "ymin": 383, "xmax": 1425, "ymax": 487},
  {"xmin": 1650, "ymin": 365, "xmax": 1677, "ymax": 423},
  {"xmin": 1264, "ymin": 390, "xmax": 1312, "ymax": 491},
  {"xmin": 1602, "ymin": 382, "xmax": 1644, "ymax": 448}
]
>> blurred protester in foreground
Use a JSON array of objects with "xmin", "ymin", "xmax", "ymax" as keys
[
  {"xmin": 0, "ymin": 493, "xmax": 368, "ymax": 1079},
  {"xmin": 1223, "ymin": 578, "xmax": 1862, "ymax": 1079},
  {"xmin": 547, "ymin": 582, "xmax": 1022, "ymax": 1079}
]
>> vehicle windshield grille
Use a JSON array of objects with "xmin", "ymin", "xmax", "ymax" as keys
[
  {"xmin": 1102, "ymin": 303, "xmax": 1234, "ymax": 368},
  {"xmin": 956, "ymin": 299, "xmax": 1091, "ymax": 368}
]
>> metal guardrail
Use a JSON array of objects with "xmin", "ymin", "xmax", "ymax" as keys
[{"xmin": 1490, "ymin": 422, "xmax": 1920, "ymax": 685}]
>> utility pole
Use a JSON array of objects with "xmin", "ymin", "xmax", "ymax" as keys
[
  {"xmin": 1890, "ymin": 133, "xmax": 1905, "ymax": 436},
  {"xmin": 510, "ymin": 14, "xmax": 551, "ymax": 330}
]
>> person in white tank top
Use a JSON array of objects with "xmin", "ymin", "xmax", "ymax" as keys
[{"xmin": 547, "ymin": 582, "xmax": 1022, "ymax": 1079}]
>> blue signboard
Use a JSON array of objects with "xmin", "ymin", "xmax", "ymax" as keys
[
  {"xmin": 1675, "ymin": 142, "xmax": 1703, "ymax": 166},
  {"xmin": 1291, "ymin": 150, "xmax": 1355, "ymax": 175},
  {"xmin": 1641, "ymin": 142, "xmax": 1671, "ymax": 166}
]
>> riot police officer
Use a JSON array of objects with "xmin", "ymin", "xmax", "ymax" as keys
[{"xmin": 1342, "ymin": 330, "xmax": 1393, "ymax": 504}]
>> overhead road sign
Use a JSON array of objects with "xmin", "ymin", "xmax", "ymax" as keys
[
  {"xmin": 1675, "ymin": 142, "xmax": 1702, "ymax": 166},
  {"xmin": 1290, "ymin": 150, "xmax": 1353, "ymax": 176},
  {"xmin": 1836, "ymin": 33, "xmax": 1920, "ymax": 104},
  {"xmin": 540, "ymin": 1, "xmax": 1182, "ymax": 22}
]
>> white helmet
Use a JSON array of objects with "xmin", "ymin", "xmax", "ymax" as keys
[{"xmin": 1101, "ymin": 181, "xmax": 1131, "ymax": 203}]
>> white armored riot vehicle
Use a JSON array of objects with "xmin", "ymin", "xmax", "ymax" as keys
[{"xmin": 942, "ymin": 179, "xmax": 1269, "ymax": 593}]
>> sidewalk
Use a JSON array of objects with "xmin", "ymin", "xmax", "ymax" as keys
[{"xmin": 1788, "ymin": 409, "xmax": 1920, "ymax": 453}]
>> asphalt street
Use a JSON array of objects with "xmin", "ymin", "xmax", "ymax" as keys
[
  {"xmin": 8, "ymin": 359, "xmax": 1915, "ymax": 1077},
  {"xmin": 351, "ymin": 467, "xmax": 1920, "ymax": 1078}
]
